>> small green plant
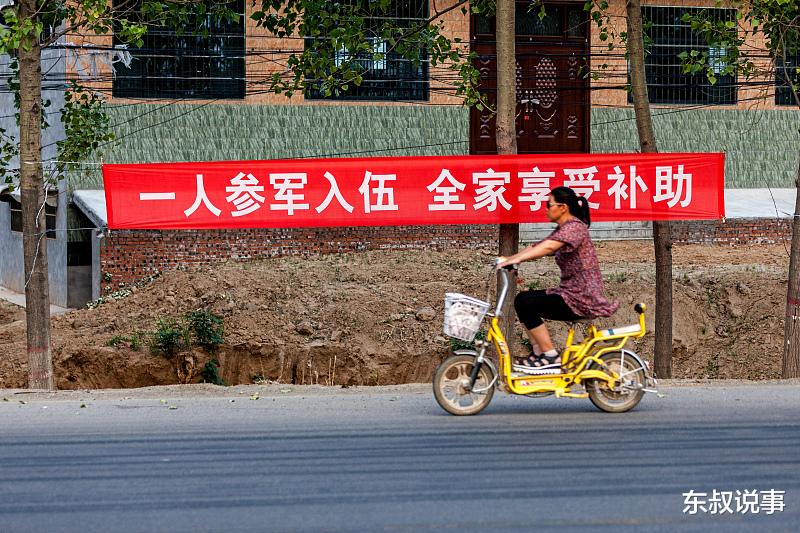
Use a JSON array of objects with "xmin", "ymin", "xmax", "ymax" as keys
[
  {"xmin": 105, "ymin": 335, "xmax": 127, "ymax": 347},
  {"xmin": 448, "ymin": 330, "xmax": 487, "ymax": 352},
  {"xmin": 105, "ymin": 331, "xmax": 148, "ymax": 350},
  {"xmin": 704, "ymin": 358, "xmax": 719, "ymax": 378},
  {"xmin": 606, "ymin": 272, "xmax": 628, "ymax": 283},
  {"xmin": 185, "ymin": 310, "xmax": 224, "ymax": 350},
  {"xmin": 150, "ymin": 317, "xmax": 188, "ymax": 357},
  {"xmin": 130, "ymin": 330, "xmax": 145, "ymax": 351},
  {"xmin": 201, "ymin": 358, "xmax": 226, "ymax": 386},
  {"xmin": 526, "ymin": 279, "xmax": 543, "ymax": 291},
  {"xmin": 520, "ymin": 335, "xmax": 532, "ymax": 350},
  {"xmin": 87, "ymin": 271, "xmax": 161, "ymax": 309}
]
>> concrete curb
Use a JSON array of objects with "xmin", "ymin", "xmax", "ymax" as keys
[{"xmin": 3, "ymin": 379, "xmax": 800, "ymax": 402}]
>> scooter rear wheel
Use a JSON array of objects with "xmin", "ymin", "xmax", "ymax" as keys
[
  {"xmin": 586, "ymin": 351, "xmax": 646, "ymax": 413},
  {"xmin": 433, "ymin": 354, "xmax": 495, "ymax": 416}
]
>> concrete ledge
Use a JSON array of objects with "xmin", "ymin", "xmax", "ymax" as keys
[
  {"xmin": 522, "ymin": 221, "xmax": 653, "ymax": 243},
  {"xmin": 0, "ymin": 286, "xmax": 71, "ymax": 315}
]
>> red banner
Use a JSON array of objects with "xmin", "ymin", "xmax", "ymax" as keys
[{"xmin": 102, "ymin": 153, "xmax": 724, "ymax": 229}]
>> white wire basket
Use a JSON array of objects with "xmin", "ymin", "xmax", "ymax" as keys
[{"xmin": 443, "ymin": 293, "xmax": 491, "ymax": 342}]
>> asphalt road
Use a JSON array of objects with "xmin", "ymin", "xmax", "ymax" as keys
[{"xmin": 1, "ymin": 382, "xmax": 798, "ymax": 533}]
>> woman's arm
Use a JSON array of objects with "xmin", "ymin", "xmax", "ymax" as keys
[{"xmin": 497, "ymin": 239, "xmax": 564, "ymax": 268}]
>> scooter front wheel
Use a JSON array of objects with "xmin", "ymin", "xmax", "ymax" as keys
[{"xmin": 433, "ymin": 354, "xmax": 495, "ymax": 416}]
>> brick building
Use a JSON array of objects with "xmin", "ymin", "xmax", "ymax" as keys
[{"xmin": 1, "ymin": 1, "xmax": 798, "ymax": 306}]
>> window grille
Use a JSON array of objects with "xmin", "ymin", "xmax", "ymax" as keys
[
  {"xmin": 305, "ymin": 1, "xmax": 429, "ymax": 102},
  {"xmin": 637, "ymin": 6, "xmax": 737, "ymax": 105},
  {"xmin": 10, "ymin": 199, "xmax": 56, "ymax": 239},
  {"xmin": 776, "ymin": 53, "xmax": 800, "ymax": 106},
  {"xmin": 112, "ymin": 1, "xmax": 246, "ymax": 100},
  {"xmin": 473, "ymin": 3, "xmax": 588, "ymax": 39}
]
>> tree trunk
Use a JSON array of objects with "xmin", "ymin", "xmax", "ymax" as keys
[
  {"xmin": 495, "ymin": 0, "xmax": 519, "ymax": 341},
  {"xmin": 782, "ymin": 155, "xmax": 800, "ymax": 378},
  {"xmin": 626, "ymin": 0, "xmax": 673, "ymax": 378},
  {"xmin": 19, "ymin": 1, "xmax": 54, "ymax": 390},
  {"xmin": 495, "ymin": 0, "xmax": 517, "ymax": 157}
]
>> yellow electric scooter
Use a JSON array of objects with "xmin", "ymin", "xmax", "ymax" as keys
[{"xmin": 433, "ymin": 260, "xmax": 658, "ymax": 415}]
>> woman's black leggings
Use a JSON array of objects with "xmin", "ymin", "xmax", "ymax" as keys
[{"xmin": 514, "ymin": 290, "xmax": 582, "ymax": 330}]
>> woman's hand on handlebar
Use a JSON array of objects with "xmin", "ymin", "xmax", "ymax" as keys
[
  {"xmin": 496, "ymin": 257, "xmax": 526, "ymax": 285},
  {"xmin": 495, "ymin": 256, "xmax": 519, "ymax": 271}
]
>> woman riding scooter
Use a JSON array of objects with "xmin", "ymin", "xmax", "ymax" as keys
[{"xmin": 497, "ymin": 186, "xmax": 619, "ymax": 369}]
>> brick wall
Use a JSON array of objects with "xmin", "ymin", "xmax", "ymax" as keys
[
  {"xmin": 100, "ymin": 224, "xmax": 498, "ymax": 288},
  {"xmin": 671, "ymin": 218, "xmax": 793, "ymax": 245},
  {"xmin": 100, "ymin": 219, "xmax": 792, "ymax": 288}
]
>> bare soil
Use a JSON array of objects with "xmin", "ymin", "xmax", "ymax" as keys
[{"xmin": 0, "ymin": 242, "xmax": 790, "ymax": 389}]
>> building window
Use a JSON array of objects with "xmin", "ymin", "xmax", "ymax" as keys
[
  {"xmin": 67, "ymin": 208, "xmax": 93, "ymax": 267},
  {"xmin": 9, "ymin": 201, "xmax": 20, "ymax": 232},
  {"xmin": 304, "ymin": 1, "xmax": 429, "ymax": 101},
  {"xmin": 474, "ymin": 3, "xmax": 588, "ymax": 39},
  {"xmin": 9, "ymin": 199, "xmax": 57, "ymax": 239},
  {"xmin": 776, "ymin": 54, "xmax": 800, "ymax": 106},
  {"xmin": 112, "ymin": 1, "xmax": 246, "ymax": 100},
  {"xmin": 638, "ymin": 6, "xmax": 737, "ymax": 105}
]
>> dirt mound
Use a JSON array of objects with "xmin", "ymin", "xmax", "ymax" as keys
[
  {"xmin": 0, "ymin": 300, "xmax": 24, "ymax": 326},
  {"xmin": 0, "ymin": 242, "xmax": 791, "ymax": 389}
]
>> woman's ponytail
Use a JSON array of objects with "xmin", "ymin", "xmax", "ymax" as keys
[{"xmin": 576, "ymin": 196, "xmax": 591, "ymax": 227}]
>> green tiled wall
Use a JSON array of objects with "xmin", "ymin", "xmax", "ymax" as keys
[
  {"xmin": 69, "ymin": 103, "xmax": 799, "ymax": 190},
  {"xmin": 592, "ymin": 108, "xmax": 800, "ymax": 188},
  {"xmin": 68, "ymin": 104, "xmax": 469, "ymax": 190}
]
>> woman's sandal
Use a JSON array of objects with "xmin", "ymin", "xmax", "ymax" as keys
[
  {"xmin": 528, "ymin": 353, "xmax": 561, "ymax": 368},
  {"xmin": 516, "ymin": 352, "xmax": 539, "ymax": 368}
]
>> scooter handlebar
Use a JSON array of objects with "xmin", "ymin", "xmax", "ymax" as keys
[{"xmin": 491, "ymin": 258, "xmax": 517, "ymax": 316}]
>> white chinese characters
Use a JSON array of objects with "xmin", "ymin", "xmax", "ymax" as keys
[
  {"xmin": 359, "ymin": 171, "xmax": 399, "ymax": 213},
  {"xmin": 269, "ymin": 173, "xmax": 309, "ymax": 216},
  {"xmin": 185, "ymin": 174, "xmax": 221, "ymax": 217},
  {"xmin": 473, "ymin": 168, "xmax": 512, "ymax": 212},
  {"xmin": 564, "ymin": 166, "xmax": 600, "ymax": 209},
  {"xmin": 315, "ymin": 172, "xmax": 354, "ymax": 214},
  {"xmin": 654, "ymin": 165, "xmax": 692, "ymax": 207},
  {"xmin": 135, "ymin": 163, "xmax": 698, "ymax": 220},
  {"xmin": 608, "ymin": 165, "xmax": 648, "ymax": 209},
  {"xmin": 227, "ymin": 172, "xmax": 266, "ymax": 217},
  {"xmin": 518, "ymin": 167, "xmax": 553, "ymax": 211},
  {"xmin": 682, "ymin": 489, "xmax": 785, "ymax": 515},
  {"xmin": 427, "ymin": 169, "xmax": 466, "ymax": 211}
]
